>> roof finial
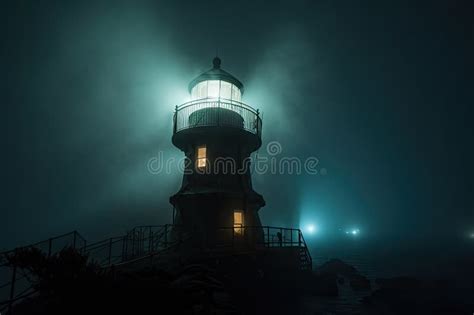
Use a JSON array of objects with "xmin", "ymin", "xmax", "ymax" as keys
[{"xmin": 213, "ymin": 55, "xmax": 221, "ymax": 69}]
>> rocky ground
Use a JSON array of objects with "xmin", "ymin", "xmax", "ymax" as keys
[{"xmin": 5, "ymin": 248, "xmax": 474, "ymax": 314}]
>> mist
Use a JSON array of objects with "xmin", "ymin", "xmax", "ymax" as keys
[{"xmin": 2, "ymin": 0, "xmax": 473, "ymax": 256}]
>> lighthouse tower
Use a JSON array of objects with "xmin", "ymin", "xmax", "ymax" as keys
[{"xmin": 170, "ymin": 57, "xmax": 265, "ymax": 247}]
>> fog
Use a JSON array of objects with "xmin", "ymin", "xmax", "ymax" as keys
[{"xmin": 2, "ymin": 1, "xmax": 473, "ymax": 253}]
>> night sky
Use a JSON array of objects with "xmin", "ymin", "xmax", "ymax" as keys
[{"xmin": 2, "ymin": 0, "xmax": 473, "ymax": 250}]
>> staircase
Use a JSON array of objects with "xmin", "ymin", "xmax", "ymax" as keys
[
  {"xmin": 0, "ymin": 225, "xmax": 182, "ymax": 314},
  {"xmin": 299, "ymin": 246, "xmax": 313, "ymax": 270},
  {"xmin": 0, "ymin": 231, "xmax": 86, "ymax": 314},
  {"xmin": 0, "ymin": 224, "xmax": 312, "ymax": 313}
]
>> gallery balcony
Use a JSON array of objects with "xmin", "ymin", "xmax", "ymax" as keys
[{"xmin": 173, "ymin": 98, "xmax": 262, "ymax": 136}]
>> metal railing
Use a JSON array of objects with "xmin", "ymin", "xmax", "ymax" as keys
[
  {"xmin": 0, "ymin": 231, "xmax": 86, "ymax": 314},
  {"xmin": 173, "ymin": 98, "xmax": 262, "ymax": 137},
  {"xmin": 124, "ymin": 225, "xmax": 172, "ymax": 259},
  {"xmin": 80, "ymin": 224, "xmax": 180, "ymax": 267},
  {"xmin": 0, "ymin": 226, "xmax": 181, "ymax": 314},
  {"xmin": 207, "ymin": 226, "xmax": 312, "ymax": 270},
  {"xmin": 0, "ymin": 224, "xmax": 312, "ymax": 313}
]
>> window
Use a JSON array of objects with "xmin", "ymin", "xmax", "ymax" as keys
[
  {"xmin": 191, "ymin": 85, "xmax": 198, "ymax": 99},
  {"xmin": 231, "ymin": 84, "xmax": 241, "ymax": 102},
  {"xmin": 233, "ymin": 210, "xmax": 244, "ymax": 235},
  {"xmin": 220, "ymin": 81, "xmax": 232, "ymax": 100},
  {"xmin": 198, "ymin": 81, "xmax": 208, "ymax": 99},
  {"xmin": 197, "ymin": 145, "xmax": 206, "ymax": 168},
  {"xmin": 190, "ymin": 80, "xmax": 242, "ymax": 101},
  {"xmin": 207, "ymin": 80, "xmax": 220, "ymax": 98},
  {"xmin": 191, "ymin": 81, "xmax": 208, "ymax": 100}
]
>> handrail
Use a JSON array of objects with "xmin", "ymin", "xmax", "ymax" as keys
[
  {"xmin": 0, "ymin": 288, "xmax": 36, "ymax": 312},
  {"xmin": 177, "ymin": 98, "xmax": 260, "ymax": 115},
  {"xmin": 0, "ymin": 224, "xmax": 312, "ymax": 312},
  {"xmin": 298, "ymin": 229, "xmax": 312, "ymax": 263},
  {"xmin": 0, "ymin": 231, "xmax": 86, "ymax": 257},
  {"xmin": 205, "ymin": 225, "xmax": 312, "ymax": 270},
  {"xmin": 173, "ymin": 98, "xmax": 262, "ymax": 136},
  {"xmin": 109, "ymin": 233, "xmax": 192, "ymax": 269},
  {"xmin": 0, "ymin": 230, "xmax": 87, "ymax": 313}
]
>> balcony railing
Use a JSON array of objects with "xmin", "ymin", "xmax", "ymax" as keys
[
  {"xmin": 207, "ymin": 226, "xmax": 312, "ymax": 270},
  {"xmin": 173, "ymin": 98, "xmax": 262, "ymax": 137}
]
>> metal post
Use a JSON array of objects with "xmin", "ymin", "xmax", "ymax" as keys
[
  {"xmin": 131, "ymin": 230, "xmax": 135, "ymax": 258},
  {"xmin": 280, "ymin": 228, "xmax": 283, "ymax": 247},
  {"xmin": 122, "ymin": 236, "xmax": 126, "ymax": 262},
  {"xmin": 173, "ymin": 106, "xmax": 178, "ymax": 134},
  {"xmin": 217, "ymin": 99, "xmax": 220, "ymax": 126},
  {"xmin": 8, "ymin": 262, "xmax": 17, "ymax": 314},
  {"xmin": 256, "ymin": 109, "xmax": 260, "ymax": 134},
  {"xmin": 73, "ymin": 231, "xmax": 77, "ymax": 249},
  {"xmin": 138, "ymin": 229, "xmax": 142, "ymax": 256},
  {"xmin": 142, "ymin": 229, "xmax": 145, "ymax": 254},
  {"xmin": 148, "ymin": 228, "xmax": 152, "ymax": 253},
  {"xmin": 299, "ymin": 231, "xmax": 302, "ymax": 247},
  {"xmin": 164, "ymin": 225, "xmax": 168, "ymax": 247}
]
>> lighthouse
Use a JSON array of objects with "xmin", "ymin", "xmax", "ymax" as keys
[
  {"xmin": 170, "ymin": 57, "xmax": 265, "ymax": 247},
  {"xmin": 0, "ymin": 60, "xmax": 312, "ymax": 312}
]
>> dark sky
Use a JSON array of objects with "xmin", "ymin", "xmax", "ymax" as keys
[{"xmin": 2, "ymin": 0, "xmax": 473, "ymax": 249}]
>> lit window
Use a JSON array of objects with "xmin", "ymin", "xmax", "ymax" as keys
[
  {"xmin": 191, "ymin": 85, "xmax": 198, "ymax": 99},
  {"xmin": 190, "ymin": 80, "xmax": 242, "ymax": 101},
  {"xmin": 234, "ymin": 210, "xmax": 243, "ymax": 235},
  {"xmin": 197, "ymin": 145, "xmax": 206, "ymax": 168},
  {"xmin": 191, "ymin": 81, "xmax": 208, "ymax": 100},
  {"xmin": 198, "ymin": 81, "xmax": 208, "ymax": 99},
  {"xmin": 207, "ymin": 80, "xmax": 220, "ymax": 98},
  {"xmin": 231, "ymin": 84, "xmax": 241, "ymax": 102},
  {"xmin": 220, "ymin": 81, "xmax": 232, "ymax": 100}
]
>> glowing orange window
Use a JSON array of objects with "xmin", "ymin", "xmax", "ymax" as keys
[
  {"xmin": 197, "ymin": 145, "xmax": 206, "ymax": 168},
  {"xmin": 234, "ymin": 210, "xmax": 243, "ymax": 235}
]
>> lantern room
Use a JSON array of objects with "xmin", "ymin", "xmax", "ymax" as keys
[
  {"xmin": 172, "ymin": 58, "xmax": 262, "ymax": 152},
  {"xmin": 189, "ymin": 57, "xmax": 243, "ymax": 102}
]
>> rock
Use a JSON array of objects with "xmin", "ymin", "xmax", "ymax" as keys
[
  {"xmin": 316, "ymin": 259, "xmax": 358, "ymax": 277},
  {"xmin": 349, "ymin": 273, "xmax": 371, "ymax": 291},
  {"xmin": 375, "ymin": 276, "xmax": 421, "ymax": 290},
  {"xmin": 310, "ymin": 272, "xmax": 339, "ymax": 297},
  {"xmin": 316, "ymin": 259, "xmax": 370, "ymax": 292},
  {"xmin": 337, "ymin": 276, "xmax": 345, "ymax": 285}
]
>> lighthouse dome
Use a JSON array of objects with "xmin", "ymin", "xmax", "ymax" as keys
[{"xmin": 188, "ymin": 57, "xmax": 244, "ymax": 102}]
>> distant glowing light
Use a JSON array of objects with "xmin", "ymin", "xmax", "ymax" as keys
[
  {"xmin": 306, "ymin": 224, "xmax": 317, "ymax": 234},
  {"xmin": 470, "ymin": 232, "xmax": 474, "ymax": 239},
  {"xmin": 345, "ymin": 228, "xmax": 360, "ymax": 236}
]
